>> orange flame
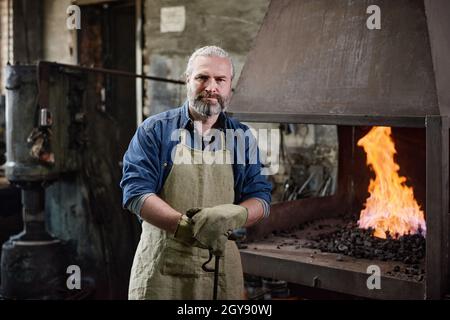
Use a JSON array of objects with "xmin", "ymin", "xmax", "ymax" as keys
[{"xmin": 357, "ymin": 127, "xmax": 426, "ymax": 239}]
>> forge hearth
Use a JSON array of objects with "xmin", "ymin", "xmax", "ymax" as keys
[
  {"xmin": 241, "ymin": 218, "xmax": 426, "ymax": 300},
  {"xmin": 235, "ymin": 125, "xmax": 436, "ymax": 299},
  {"xmin": 250, "ymin": 218, "xmax": 427, "ymax": 281}
]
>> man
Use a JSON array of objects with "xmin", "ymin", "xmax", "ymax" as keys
[{"xmin": 120, "ymin": 46, "xmax": 272, "ymax": 300}]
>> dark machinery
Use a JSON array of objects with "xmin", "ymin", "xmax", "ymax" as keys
[
  {"xmin": 1, "ymin": 62, "xmax": 184, "ymax": 299},
  {"xmin": 0, "ymin": 95, "xmax": 5, "ymax": 165},
  {"xmin": 1, "ymin": 63, "xmax": 78, "ymax": 299}
]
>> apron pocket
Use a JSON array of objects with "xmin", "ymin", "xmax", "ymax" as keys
[
  {"xmin": 161, "ymin": 246, "xmax": 202, "ymax": 277},
  {"xmin": 161, "ymin": 240, "xmax": 225, "ymax": 277},
  {"xmin": 161, "ymin": 238, "xmax": 207, "ymax": 277}
]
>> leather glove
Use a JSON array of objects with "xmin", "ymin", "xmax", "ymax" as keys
[
  {"xmin": 191, "ymin": 204, "xmax": 248, "ymax": 256},
  {"xmin": 173, "ymin": 208, "xmax": 206, "ymax": 247}
]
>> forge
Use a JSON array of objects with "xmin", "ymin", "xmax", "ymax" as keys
[
  {"xmin": 239, "ymin": 126, "xmax": 431, "ymax": 300},
  {"xmin": 228, "ymin": 0, "xmax": 450, "ymax": 300}
]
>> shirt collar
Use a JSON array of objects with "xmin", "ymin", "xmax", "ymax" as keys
[
  {"xmin": 180, "ymin": 100, "xmax": 191, "ymax": 129},
  {"xmin": 181, "ymin": 100, "xmax": 228, "ymax": 131}
]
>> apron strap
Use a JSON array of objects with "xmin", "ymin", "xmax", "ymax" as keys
[
  {"xmin": 219, "ymin": 131, "xmax": 226, "ymax": 152},
  {"xmin": 180, "ymin": 129, "xmax": 188, "ymax": 146}
]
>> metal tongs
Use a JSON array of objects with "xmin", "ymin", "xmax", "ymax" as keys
[{"xmin": 202, "ymin": 231, "xmax": 238, "ymax": 300}]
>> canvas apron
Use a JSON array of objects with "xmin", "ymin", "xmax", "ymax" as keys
[{"xmin": 128, "ymin": 130, "xmax": 244, "ymax": 299}]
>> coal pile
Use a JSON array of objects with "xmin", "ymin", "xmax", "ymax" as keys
[{"xmin": 303, "ymin": 222, "xmax": 426, "ymax": 265}]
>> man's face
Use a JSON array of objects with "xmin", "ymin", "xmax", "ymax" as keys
[{"xmin": 186, "ymin": 55, "xmax": 233, "ymax": 118}]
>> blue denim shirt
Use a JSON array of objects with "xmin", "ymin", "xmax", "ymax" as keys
[{"xmin": 120, "ymin": 101, "xmax": 272, "ymax": 215}]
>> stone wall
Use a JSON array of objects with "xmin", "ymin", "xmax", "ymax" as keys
[{"xmin": 142, "ymin": 0, "xmax": 270, "ymax": 115}]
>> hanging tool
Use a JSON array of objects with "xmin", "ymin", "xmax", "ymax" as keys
[{"xmin": 27, "ymin": 62, "xmax": 55, "ymax": 166}]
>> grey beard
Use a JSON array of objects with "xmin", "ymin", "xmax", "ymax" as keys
[
  {"xmin": 192, "ymin": 99, "xmax": 221, "ymax": 117},
  {"xmin": 190, "ymin": 94, "xmax": 227, "ymax": 118}
]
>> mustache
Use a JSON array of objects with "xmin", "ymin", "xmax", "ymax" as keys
[{"xmin": 195, "ymin": 92, "xmax": 224, "ymax": 105}]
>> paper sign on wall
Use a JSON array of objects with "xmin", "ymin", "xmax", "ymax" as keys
[{"xmin": 160, "ymin": 6, "xmax": 186, "ymax": 33}]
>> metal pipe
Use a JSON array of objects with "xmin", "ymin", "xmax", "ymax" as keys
[{"xmin": 38, "ymin": 61, "xmax": 185, "ymax": 85}]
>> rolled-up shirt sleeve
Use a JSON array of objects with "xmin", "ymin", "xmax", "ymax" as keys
[
  {"xmin": 254, "ymin": 198, "xmax": 271, "ymax": 219},
  {"xmin": 127, "ymin": 193, "xmax": 155, "ymax": 217},
  {"xmin": 120, "ymin": 123, "xmax": 161, "ymax": 209},
  {"xmin": 240, "ymin": 162, "xmax": 272, "ymax": 217},
  {"xmin": 238, "ymin": 127, "xmax": 272, "ymax": 218}
]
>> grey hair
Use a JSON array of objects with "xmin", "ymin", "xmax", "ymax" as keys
[{"xmin": 185, "ymin": 46, "xmax": 234, "ymax": 80}]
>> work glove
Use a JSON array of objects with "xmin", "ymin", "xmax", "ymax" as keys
[
  {"xmin": 173, "ymin": 208, "xmax": 206, "ymax": 247},
  {"xmin": 191, "ymin": 204, "xmax": 248, "ymax": 256}
]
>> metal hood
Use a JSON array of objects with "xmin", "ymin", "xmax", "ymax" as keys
[{"xmin": 229, "ymin": 0, "xmax": 450, "ymax": 126}]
